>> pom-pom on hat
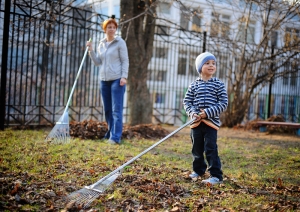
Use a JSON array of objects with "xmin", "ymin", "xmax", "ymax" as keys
[{"xmin": 195, "ymin": 52, "xmax": 216, "ymax": 73}]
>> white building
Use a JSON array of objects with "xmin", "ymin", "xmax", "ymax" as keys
[{"xmin": 79, "ymin": 0, "xmax": 300, "ymax": 124}]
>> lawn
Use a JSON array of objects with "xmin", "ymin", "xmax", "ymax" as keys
[{"xmin": 0, "ymin": 126, "xmax": 300, "ymax": 211}]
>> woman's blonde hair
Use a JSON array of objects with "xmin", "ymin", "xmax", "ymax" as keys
[{"xmin": 102, "ymin": 18, "xmax": 118, "ymax": 32}]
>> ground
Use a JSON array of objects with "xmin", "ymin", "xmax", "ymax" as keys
[{"xmin": 1, "ymin": 119, "xmax": 299, "ymax": 211}]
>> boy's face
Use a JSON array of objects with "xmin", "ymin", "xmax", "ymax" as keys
[{"xmin": 201, "ymin": 60, "xmax": 216, "ymax": 76}]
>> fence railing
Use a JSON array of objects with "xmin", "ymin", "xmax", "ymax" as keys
[{"xmin": 1, "ymin": 0, "xmax": 299, "ymax": 128}]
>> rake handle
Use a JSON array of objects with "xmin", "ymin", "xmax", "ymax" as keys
[
  {"xmin": 63, "ymin": 38, "xmax": 92, "ymax": 115},
  {"xmin": 90, "ymin": 118, "xmax": 196, "ymax": 189}
]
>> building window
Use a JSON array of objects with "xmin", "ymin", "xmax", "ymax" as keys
[
  {"xmin": 283, "ymin": 75, "xmax": 289, "ymax": 85},
  {"xmin": 154, "ymin": 93, "xmax": 165, "ymax": 104},
  {"xmin": 283, "ymin": 62, "xmax": 298, "ymax": 86},
  {"xmin": 188, "ymin": 52, "xmax": 198, "ymax": 76},
  {"xmin": 178, "ymin": 50, "xmax": 198, "ymax": 76},
  {"xmin": 237, "ymin": 17, "xmax": 256, "ymax": 43},
  {"xmin": 153, "ymin": 47, "xmax": 168, "ymax": 59},
  {"xmin": 281, "ymin": 96, "xmax": 286, "ymax": 115},
  {"xmin": 283, "ymin": 62, "xmax": 289, "ymax": 85},
  {"xmin": 270, "ymin": 31, "xmax": 278, "ymax": 47},
  {"xmin": 261, "ymin": 25, "xmax": 278, "ymax": 47},
  {"xmin": 178, "ymin": 56, "xmax": 187, "ymax": 75},
  {"xmin": 180, "ymin": 6, "xmax": 189, "ymax": 30},
  {"xmin": 284, "ymin": 27, "xmax": 299, "ymax": 47},
  {"xmin": 175, "ymin": 91, "xmax": 185, "ymax": 110},
  {"xmin": 217, "ymin": 55, "xmax": 228, "ymax": 79},
  {"xmin": 258, "ymin": 97, "xmax": 265, "ymax": 119},
  {"xmin": 180, "ymin": 6, "xmax": 202, "ymax": 32},
  {"xmin": 191, "ymin": 9, "xmax": 202, "ymax": 32},
  {"xmin": 156, "ymin": 25, "xmax": 169, "ymax": 35},
  {"xmin": 150, "ymin": 92, "xmax": 165, "ymax": 105},
  {"xmin": 159, "ymin": 2, "xmax": 171, "ymax": 14},
  {"xmin": 148, "ymin": 70, "xmax": 166, "ymax": 81},
  {"xmin": 291, "ymin": 72, "xmax": 297, "ymax": 86},
  {"xmin": 210, "ymin": 12, "xmax": 231, "ymax": 38}
]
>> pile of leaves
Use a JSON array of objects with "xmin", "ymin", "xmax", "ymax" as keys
[{"xmin": 70, "ymin": 120, "xmax": 171, "ymax": 140}]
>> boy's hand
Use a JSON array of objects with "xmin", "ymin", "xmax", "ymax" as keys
[
  {"xmin": 199, "ymin": 109, "xmax": 207, "ymax": 119},
  {"xmin": 192, "ymin": 109, "xmax": 206, "ymax": 121},
  {"xmin": 192, "ymin": 113, "xmax": 201, "ymax": 121}
]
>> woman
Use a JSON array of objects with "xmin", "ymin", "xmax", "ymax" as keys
[{"xmin": 86, "ymin": 17, "xmax": 129, "ymax": 145}]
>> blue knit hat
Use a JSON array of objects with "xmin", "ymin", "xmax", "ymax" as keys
[{"xmin": 195, "ymin": 52, "xmax": 216, "ymax": 73}]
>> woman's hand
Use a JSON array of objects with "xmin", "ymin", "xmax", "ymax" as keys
[
  {"xmin": 86, "ymin": 40, "xmax": 93, "ymax": 51},
  {"xmin": 120, "ymin": 78, "xmax": 127, "ymax": 86}
]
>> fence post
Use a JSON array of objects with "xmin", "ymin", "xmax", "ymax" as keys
[
  {"xmin": 0, "ymin": 0, "xmax": 11, "ymax": 130},
  {"xmin": 202, "ymin": 31, "xmax": 206, "ymax": 52}
]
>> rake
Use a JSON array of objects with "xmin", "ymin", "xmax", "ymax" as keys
[
  {"xmin": 45, "ymin": 39, "xmax": 91, "ymax": 144},
  {"xmin": 65, "ymin": 118, "xmax": 195, "ymax": 209}
]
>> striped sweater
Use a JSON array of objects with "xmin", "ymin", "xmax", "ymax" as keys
[{"xmin": 183, "ymin": 77, "xmax": 228, "ymax": 128}]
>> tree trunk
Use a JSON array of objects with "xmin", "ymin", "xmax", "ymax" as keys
[
  {"xmin": 39, "ymin": 2, "xmax": 54, "ymax": 125},
  {"xmin": 120, "ymin": 0, "xmax": 156, "ymax": 126},
  {"xmin": 223, "ymin": 87, "xmax": 250, "ymax": 127}
]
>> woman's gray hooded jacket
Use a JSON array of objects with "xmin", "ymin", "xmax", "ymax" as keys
[{"xmin": 89, "ymin": 36, "xmax": 129, "ymax": 81}]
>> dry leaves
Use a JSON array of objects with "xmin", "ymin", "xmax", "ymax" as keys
[
  {"xmin": 1, "ymin": 167, "xmax": 300, "ymax": 211},
  {"xmin": 70, "ymin": 120, "xmax": 170, "ymax": 140}
]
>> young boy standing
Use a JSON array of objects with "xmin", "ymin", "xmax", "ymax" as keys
[{"xmin": 183, "ymin": 52, "xmax": 228, "ymax": 185}]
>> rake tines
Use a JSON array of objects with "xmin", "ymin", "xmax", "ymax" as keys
[
  {"xmin": 65, "ymin": 172, "xmax": 121, "ymax": 209},
  {"xmin": 66, "ymin": 188, "xmax": 101, "ymax": 209},
  {"xmin": 45, "ymin": 111, "xmax": 70, "ymax": 144}
]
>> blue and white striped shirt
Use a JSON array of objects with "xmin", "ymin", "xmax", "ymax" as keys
[{"xmin": 183, "ymin": 77, "xmax": 228, "ymax": 127}]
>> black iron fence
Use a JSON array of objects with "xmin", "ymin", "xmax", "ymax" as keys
[
  {"xmin": 1, "ymin": 0, "xmax": 299, "ymax": 128},
  {"xmin": 1, "ymin": 0, "xmax": 108, "ymax": 127}
]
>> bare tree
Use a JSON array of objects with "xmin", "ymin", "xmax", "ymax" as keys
[
  {"xmin": 120, "ymin": 0, "xmax": 156, "ymax": 125},
  {"xmin": 203, "ymin": 0, "xmax": 300, "ymax": 127},
  {"xmin": 119, "ymin": 0, "xmax": 299, "ymax": 127}
]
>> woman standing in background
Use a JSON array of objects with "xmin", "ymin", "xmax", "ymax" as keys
[{"xmin": 86, "ymin": 17, "xmax": 129, "ymax": 145}]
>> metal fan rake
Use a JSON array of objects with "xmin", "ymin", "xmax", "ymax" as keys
[
  {"xmin": 46, "ymin": 39, "xmax": 91, "ymax": 144},
  {"xmin": 66, "ymin": 171, "xmax": 122, "ymax": 209},
  {"xmin": 45, "ymin": 111, "xmax": 70, "ymax": 144},
  {"xmin": 65, "ymin": 118, "xmax": 195, "ymax": 209}
]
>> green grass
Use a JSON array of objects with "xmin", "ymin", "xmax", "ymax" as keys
[{"xmin": 0, "ymin": 128, "xmax": 300, "ymax": 211}]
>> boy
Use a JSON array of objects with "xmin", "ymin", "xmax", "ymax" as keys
[{"xmin": 183, "ymin": 52, "xmax": 228, "ymax": 185}]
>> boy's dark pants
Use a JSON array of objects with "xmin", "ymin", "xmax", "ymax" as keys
[{"xmin": 190, "ymin": 122, "xmax": 223, "ymax": 181}]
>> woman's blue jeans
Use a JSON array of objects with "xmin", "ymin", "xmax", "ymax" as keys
[
  {"xmin": 100, "ymin": 79, "xmax": 125, "ymax": 143},
  {"xmin": 190, "ymin": 122, "xmax": 223, "ymax": 181}
]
